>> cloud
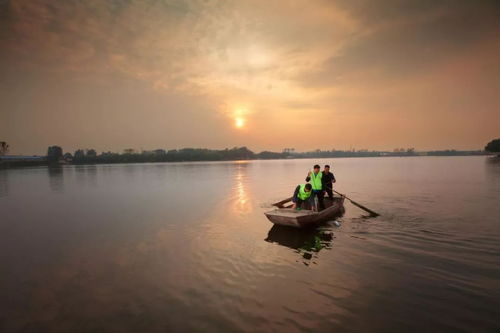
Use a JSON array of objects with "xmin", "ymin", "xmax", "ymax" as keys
[
  {"xmin": 297, "ymin": 0, "xmax": 500, "ymax": 88},
  {"xmin": 1, "ymin": 0, "xmax": 499, "ymax": 153}
]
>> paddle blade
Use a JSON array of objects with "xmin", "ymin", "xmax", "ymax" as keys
[
  {"xmin": 332, "ymin": 189, "xmax": 380, "ymax": 217},
  {"xmin": 348, "ymin": 199, "xmax": 380, "ymax": 217}
]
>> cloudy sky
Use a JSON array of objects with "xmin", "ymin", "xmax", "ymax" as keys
[{"xmin": 1, "ymin": 0, "xmax": 499, "ymax": 154}]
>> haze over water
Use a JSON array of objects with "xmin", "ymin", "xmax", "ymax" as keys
[{"xmin": 1, "ymin": 156, "xmax": 499, "ymax": 332}]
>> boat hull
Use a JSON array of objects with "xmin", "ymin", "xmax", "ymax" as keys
[{"xmin": 265, "ymin": 196, "xmax": 345, "ymax": 228}]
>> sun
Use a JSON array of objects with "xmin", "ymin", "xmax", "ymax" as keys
[{"xmin": 235, "ymin": 117, "xmax": 245, "ymax": 129}]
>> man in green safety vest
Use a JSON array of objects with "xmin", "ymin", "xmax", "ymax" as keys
[
  {"xmin": 306, "ymin": 164, "xmax": 325, "ymax": 211},
  {"xmin": 291, "ymin": 183, "xmax": 312, "ymax": 210}
]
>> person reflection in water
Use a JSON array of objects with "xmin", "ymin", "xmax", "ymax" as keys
[{"xmin": 291, "ymin": 183, "xmax": 312, "ymax": 210}]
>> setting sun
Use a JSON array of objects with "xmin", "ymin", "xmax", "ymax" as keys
[{"xmin": 235, "ymin": 117, "xmax": 245, "ymax": 129}]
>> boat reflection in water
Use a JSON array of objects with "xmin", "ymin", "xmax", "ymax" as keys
[{"xmin": 265, "ymin": 223, "xmax": 340, "ymax": 265}]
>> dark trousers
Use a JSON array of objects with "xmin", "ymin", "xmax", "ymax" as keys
[
  {"xmin": 324, "ymin": 185, "xmax": 333, "ymax": 198},
  {"xmin": 310, "ymin": 190, "xmax": 325, "ymax": 210},
  {"xmin": 293, "ymin": 198, "xmax": 305, "ymax": 208}
]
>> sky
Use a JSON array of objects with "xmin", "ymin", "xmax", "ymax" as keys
[{"xmin": 1, "ymin": 0, "xmax": 499, "ymax": 155}]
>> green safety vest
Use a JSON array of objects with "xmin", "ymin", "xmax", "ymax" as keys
[
  {"xmin": 310, "ymin": 171, "xmax": 322, "ymax": 190},
  {"xmin": 297, "ymin": 184, "xmax": 311, "ymax": 200}
]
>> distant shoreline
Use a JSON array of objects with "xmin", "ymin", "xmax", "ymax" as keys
[{"xmin": 1, "ymin": 150, "xmax": 494, "ymax": 169}]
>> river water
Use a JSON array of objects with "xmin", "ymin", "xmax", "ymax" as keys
[{"xmin": 1, "ymin": 156, "xmax": 499, "ymax": 332}]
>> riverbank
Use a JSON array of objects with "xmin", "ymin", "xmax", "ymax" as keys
[
  {"xmin": 0, "ymin": 156, "xmax": 49, "ymax": 168},
  {"xmin": 1, "ymin": 150, "xmax": 494, "ymax": 168}
]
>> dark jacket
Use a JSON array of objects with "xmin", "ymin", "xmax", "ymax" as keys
[
  {"xmin": 322, "ymin": 171, "xmax": 336, "ymax": 190},
  {"xmin": 292, "ymin": 185, "xmax": 301, "ymax": 202}
]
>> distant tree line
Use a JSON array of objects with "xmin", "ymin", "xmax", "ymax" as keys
[
  {"xmin": 68, "ymin": 147, "xmax": 258, "ymax": 164},
  {"xmin": 485, "ymin": 138, "xmax": 500, "ymax": 155},
  {"xmin": 2, "ymin": 140, "xmax": 496, "ymax": 169},
  {"xmin": 426, "ymin": 150, "xmax": 486, "ymax": 156},
  {"xmin": 47, "ymin": 146, "xmax": 63, "ymax": 163},
  {"xmin": 59, "ymin": 146, "xmax": 489, "ymax": 165}
]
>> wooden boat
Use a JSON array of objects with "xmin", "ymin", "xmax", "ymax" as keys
[{"xmin": 265, "ymin": 196, "xmax": 345, "ymax": 228}]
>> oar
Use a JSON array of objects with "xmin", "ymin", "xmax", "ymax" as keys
[{"xmin": 332, "ymin": 189, "xmax": 380, "ymax": 217}]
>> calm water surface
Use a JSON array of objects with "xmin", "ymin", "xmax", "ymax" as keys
[{"xmin": 1, "ymin": 157, "xmax": 499, "ymax": 332}]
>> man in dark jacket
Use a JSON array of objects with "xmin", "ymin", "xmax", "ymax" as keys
[{"xmin": 322, "ymin": 164, "xmax": 336, "ymax": 198}]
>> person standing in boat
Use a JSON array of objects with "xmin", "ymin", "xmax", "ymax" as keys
[
  {"xmin": 291, "ymin": 183, "xmax": 312, "ymax": 210},
  {"xmin": 306, "ymin": 164, "xmax": 325, "ymax": 211},
  {"xmin": 322, "ymin": 164, "xmax": 336, "ymax": 199}
]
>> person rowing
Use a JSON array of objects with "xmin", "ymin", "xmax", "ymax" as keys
[{"xmin": 322, "ymin": 164, "xmax": 336, "ymax": 199}]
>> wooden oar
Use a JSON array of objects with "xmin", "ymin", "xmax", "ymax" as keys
[
  {"xmin": 272, "ymin": 197, "xmax": 293, "ymax": 208},
  {"xmin": 332, "ymin": 189, "xmax": 380, "ymax": 217}
]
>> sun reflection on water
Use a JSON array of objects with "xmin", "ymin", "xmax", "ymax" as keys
[{"xmin": 233, "ymin": 167, "xmax": 252, "ymax": 214}]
